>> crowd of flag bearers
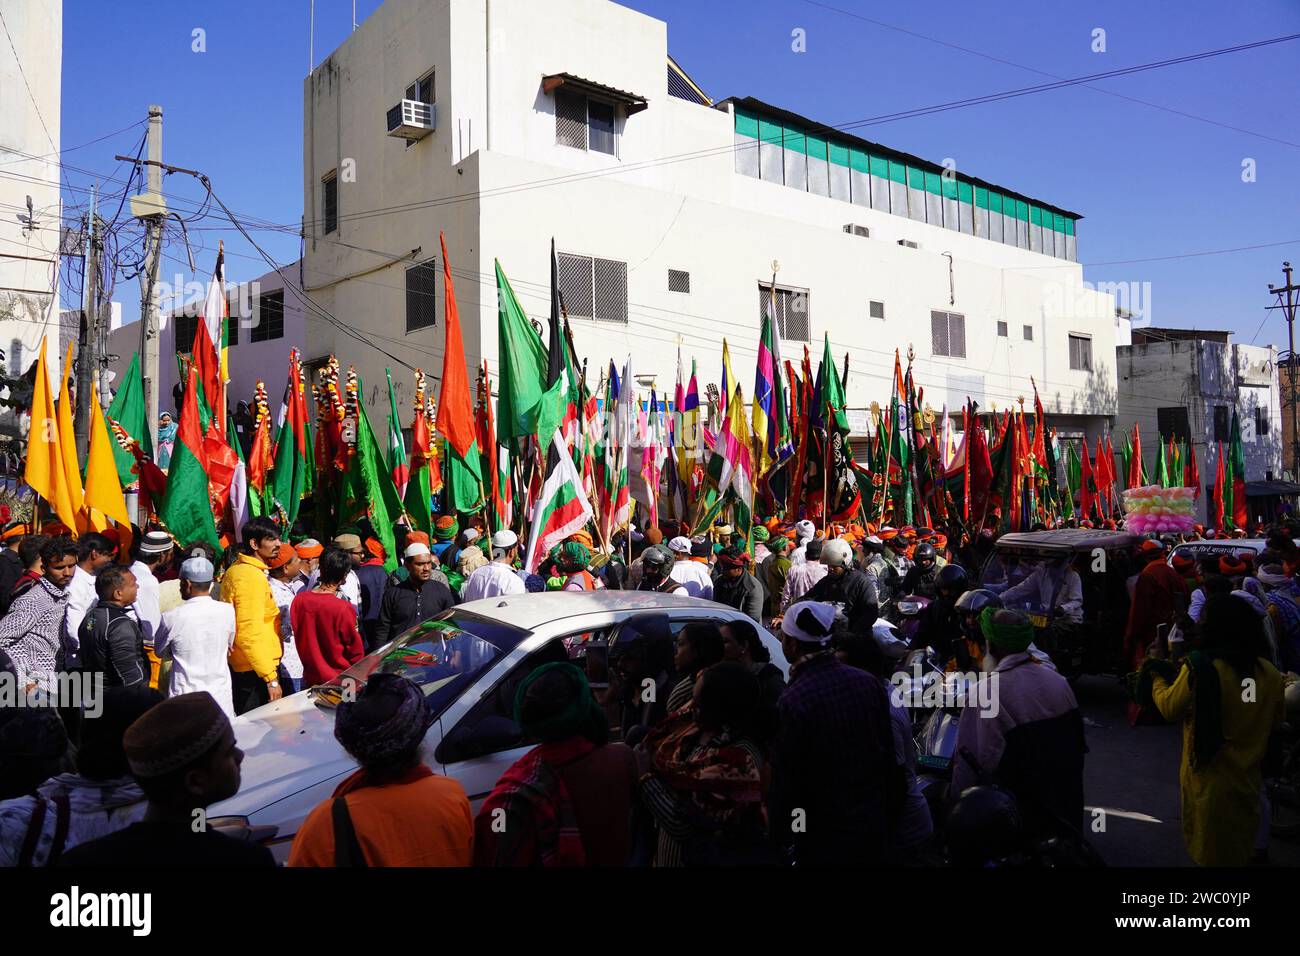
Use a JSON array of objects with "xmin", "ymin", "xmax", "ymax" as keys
[{"xmin": 0, "ymin": 233, "xmax": 1285, "ymax": 870}]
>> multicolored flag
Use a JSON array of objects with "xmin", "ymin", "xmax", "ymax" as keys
[
  {"xmin": 105, "ymin": 351, "xmax": 151, "ymax": 488},
  {"xmin": 159, "ymin": 365, "xmax": 221, "ymax": 549},
  {"xmin": 402, "ymin": 369, "xmax": 435, "ymax": 536},
  {"xmin": 1227, "ymin": 410, "xmax": 1247, "ymax": 530},
  {"xmin": 269, "ymin": 351, "xmax": 312, "ymax": 529}
]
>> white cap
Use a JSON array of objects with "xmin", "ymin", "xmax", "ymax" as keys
[
  {"xmin": 491, "ymin": 529, "xmax": 519, "ymax": 550},
  {"xmin": 668, "ymin": 535, "xmax": 692, "ymax": 554},
  {"xmin": 404, "ymin": 542, "xmax": 432, "ymax": 559},
  {"xmin": 781, "ymin": 601, "xmax": 837, "ymax": 644},
  {"xmin": 180, "ymin": 556, "xmax": 214, "ymax": 583},
  {"xmin": 795, "ymin": 519, "xmax": 815, "ymax": 542},
  {"xmin": 463, "ymin": 527, "xmax": 481, "ymax": 543},
  {"xmin": 865, "ymin": 535, "xmax": 883, "ymax": 545}
]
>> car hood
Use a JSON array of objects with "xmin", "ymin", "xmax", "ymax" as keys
[{"xmin": 210, "ymin": 691, "xmax": 357, "ymax": 818}]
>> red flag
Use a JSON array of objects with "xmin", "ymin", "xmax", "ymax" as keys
[
  {"xmin": 1184, "ymin": 440, "xmax": 1200, "ymax": 498},
  {"xmin": 1094, "ymin": 437, "xmax": 1110, "ymax": 519},
  {"xmin": 247, "ymin": 384, "xmax": 272, "ymax": 494},
  {"xmin": 968, "ymin": 407, "xmax": 994, "ymax": 524},
  {"xmin": 191, "ymin": 317, "xmax": 225, "ymax": 439},
  {"xmin": 435, "ymin": 232, "xmax": 477, "ymax": 458},
  {"xmin": 1128, "ymin": 422, "xmax": 1144, "ymax": 489},
  {"xmin": 1079, "ymin": 436, "xmax": 1095, "ymax": 520},
  {"xmin": 478, "ymin": 361, "xmax": 504, "ymax": 533}
]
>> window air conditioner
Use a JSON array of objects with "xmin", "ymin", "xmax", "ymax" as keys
[{"xmin": 386, "ymin": 100, "xmax": 436, "ymax": 140}]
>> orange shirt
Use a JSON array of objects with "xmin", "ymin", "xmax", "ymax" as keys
[{"xmin": 288, "ymin": 765, "xmax": 473, "ymax": 867}]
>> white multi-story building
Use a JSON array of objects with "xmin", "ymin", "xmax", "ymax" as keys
[
  {"xmin": 1118, "ymin": 328, "xmax": 1283, "ymax": 526},
  {"xmin": 303, "ymin": 0, "xmax": 1117, "ymax": 448},
  {"xmin": 0, "ymin": 0, "xmax": 62, "ymax": 392}
]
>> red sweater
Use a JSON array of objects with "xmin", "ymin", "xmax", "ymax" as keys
[{"xmin": 290, "ymin": 590, "xmax": 366, "ymax": 686}]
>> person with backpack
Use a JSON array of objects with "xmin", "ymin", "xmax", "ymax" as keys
[{"xmin": 288, "ymin": 674, "xmax": 472, "ymax": 866}]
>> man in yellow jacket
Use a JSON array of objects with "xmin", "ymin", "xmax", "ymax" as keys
[{"xmin": 224, "ymin": 517, "xmax": 286, "ymax": 715}]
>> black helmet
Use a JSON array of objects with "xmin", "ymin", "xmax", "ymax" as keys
[
  {"xmin": 914, "ymin": 543, "xmax": 937, "ymax": 565},
  {"xmin": 945, "ymin": 785, "xmax": 1023, "ymax": 866},
  {"xmin": 936, "ymin": 563, "xmax": 968, "ymax": 593},
  {"xmin": 954, "ymin": 588, "xmax": 1003, "ymax": 615},
  {"xmin": 641, "ymin": 545, "xmax": 672, "ymax": 572}
]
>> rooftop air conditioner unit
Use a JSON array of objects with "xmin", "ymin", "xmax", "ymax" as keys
[
  {"xmin": 842, "ymin": 223, "xmax": 870, "ymax": 238},
  {"xmin": 386, "ymin": 100, "xmax": 436, "ymax": 140},
  {"xmin": 897, "ymin": 239, "xmax": 919, "ymax": 249}
]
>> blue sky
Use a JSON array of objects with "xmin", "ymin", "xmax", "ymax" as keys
[{"xmin": 60, "ymin": 0, "xmax": 1300, "ymax": 345}]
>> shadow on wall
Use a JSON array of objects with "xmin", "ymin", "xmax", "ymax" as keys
[{"xmin": 1048, "ymin": 360, "xmax": 1118, "ymax": 419}]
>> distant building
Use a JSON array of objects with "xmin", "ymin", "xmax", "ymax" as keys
[
  {"xmin": 1281, "ymin": 355, "xmax": 1299, "ymax": 481},
  {"xmin": 1118, "ymin": 328, "xmax": 1282, "ymax": 525},
  {"xmin": 106, "ymin": 263, "xmax": 305, "ymax": 436}
]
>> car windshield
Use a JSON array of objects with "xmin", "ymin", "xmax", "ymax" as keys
[{"xmin": 309, "ymin": 610, "xmax": 528, "ymax": 718}]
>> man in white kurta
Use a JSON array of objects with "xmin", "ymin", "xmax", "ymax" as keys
[
  {"xmin": 667, "ymin": 537, "xmax": 714, "ymax": 600},
  {"xmin": 461, "ymin": 530, "xmax": 525, "ymax": 602},
  {"xmin": 153, "ymin": 557, "xmax": 237, "ymax": 720}
]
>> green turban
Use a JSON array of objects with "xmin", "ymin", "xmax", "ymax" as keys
[
  {"xmin": 513, "ymin": 662, "xmax": 605, "ymax": 743},
  {"xmin": 980, "ymin": 607, "xmax": 1035, "ymax": 654},
  {"xmin": 752, "ymin": 526, "xmax": 770, "ymax": 543},
  {"xmin": 768, "ymin": 535, "xmax": 789, "ymax": 553},
  {"xmin": 559, "ymin": 541, "xmax": 590, "ymax": 571}
]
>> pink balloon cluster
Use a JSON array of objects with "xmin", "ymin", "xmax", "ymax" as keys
[{"xmin": 1123, "ymin": 484, "xmax": 1196, "ymax": 535}]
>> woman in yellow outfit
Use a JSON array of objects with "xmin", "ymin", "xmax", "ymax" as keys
[{"xmin": 1141, "ymin": 592, "xmax": 1284, "ymax": 866}]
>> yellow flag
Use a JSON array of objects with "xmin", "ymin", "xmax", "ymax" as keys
[
  {"xmin": 84, "ymin": 392, "xmax": 131, "ymax": 530},
  {"xmin": 23, "ymin": 338, "xmax": 78, "ymax": 533},
  {"xmin": 55, "ymin": 342, "xmax": 86, "ymax": 531}
]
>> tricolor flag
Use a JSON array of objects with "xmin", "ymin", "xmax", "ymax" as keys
[
  {"xmin": 386, "ymin": 368, "xmax": 410, "ymax": 498},
  {"xmin": 524, "ymin": 428, "xmax": 595, "ymax": 573},
  {"xmin": 269, "ymin": 351, "xmax": 312, "ymax": 529}
]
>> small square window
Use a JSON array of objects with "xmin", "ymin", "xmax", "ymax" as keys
[
  {"xmin": 406, "ymin": 259, "xmax": 438, "ymax": 332},
  {"xmin": 251, "ymin": 290, "xmax": 285, "ymax": 343},
  {"xmin": 931, "ymin": 310, "xmax": 966, "ymax": 358},
  {"xmin": 869, "ymin": 300, "xmax": 885, "ymax": 320},
  {"xmin": 1023, "ymin": 324, "xmax": 1033, "ymax": 341},
  {"xmin": 668, "ymin": 269, "xmax": 690, "ymax": 294},
  {"xmin": 997, "ymin": 321, "xmax": 1008, "ymax": 337}
]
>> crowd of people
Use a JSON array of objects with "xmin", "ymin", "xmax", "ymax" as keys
[{"xmin": 0, "ymin": 507, "xmax": 1295, "ymax": 868}]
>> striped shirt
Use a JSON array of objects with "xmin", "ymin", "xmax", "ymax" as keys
[{"xmin": 0, "ymin": 577, "xmax": 69, "ymax": 693}]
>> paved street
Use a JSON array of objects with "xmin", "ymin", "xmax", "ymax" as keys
[{"xmin": 1077, "ymin": 675, "xmax": 1300, "ymax": 868}]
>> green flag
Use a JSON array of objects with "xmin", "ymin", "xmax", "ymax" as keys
[
  {"xmin": 338, "ymin": 397, "xmax": 404, "ymax": 572},
  {"xmin": 106, "ymin": 352, "xmax": 152, "ymax": 486},
  {"xmin": 269, "ymin": 358, "xmax": 311, "ymax": 529},
  {"xmin": 159, "ymin": 365, "xmax": 220, "ymax": 550},
  {"xmin": 495, "ymin": 260, "xmax": 549, "ymax": 442},
  {"xmin": 1154, "ymin": 434, "xmax": 1170, "ymax": 488}
]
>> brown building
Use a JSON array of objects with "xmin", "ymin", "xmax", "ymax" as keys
[{"xmin": 1282, "ymin": 355, "xmax": 1299, "ymax": 479}]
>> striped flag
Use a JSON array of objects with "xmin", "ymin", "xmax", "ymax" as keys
[
  {"xmin": 386, "ymin": 368, "xmax": 410, "ymax": 498},
  {"xmin": 696, "ymin": 382, "xmax": 755, "ymax": 544},
  {"xmin": 524, "ymin": 428, "xmax": 595, "ymax": 573}
]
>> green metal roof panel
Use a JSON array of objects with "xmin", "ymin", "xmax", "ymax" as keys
[
  {"xmin": 1016, "ymin": 200, "xmax": 1029, "ymax": 221},
  {"xmin": 908, "ymin": 166, "xmax": 926, "ymax": 189},
  {"xmin": 990, "ymin": 192, "xmax": 1003, "ymax": 213},
  {"xmin": 889, "ymin": 160, "xmax": 907, "ymax": 183},
  {"xmin": 943, "ymin": 177, "xmax": 960, "ymax": 200},
  {"xmin": 734, "ymin": 110, "xmax": 759, "ymax": 139},
  {"xmin": 784, "ymin": 127, "xmax": 807, "ymax": 153},
  {"xmin": 870, "ymin": 154, "xmax": 889, "ymax": 177},
  {"xmin": 849, "ymin": 147, "xmax": 869, "ymax": 172},
  {"xmin": 758, "ymin": 118, "xmax": 783, "ymax": 145},
  {"xmin": 923, "ymin": 171, "xmax": 941, "ymax": 195},
  {"xmin": 958, "ymin": 181, "xmax": 973, "ymax": 203},
  {"xmin": 829, "ymin": 142, "xmax": 850, "ymax": 167},
  {"xmin": 974, "ymin": 185, "xmax": 989, "ymax": 208},
  {"xmin": 806, "ymin": 134, "xmax": 828, "ymax": 159}
]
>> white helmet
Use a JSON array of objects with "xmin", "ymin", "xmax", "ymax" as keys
[{"xmin": 821, "ymin": 539, "xmax": 853, "ymax": 569}]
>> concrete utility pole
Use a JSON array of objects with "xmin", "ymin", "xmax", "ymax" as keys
[
  {"xmin": 135, "ymin": 107, "xmax": 166, "ymax": 513},
  {"xmin": 1268, "ymin": 261, "xmax": 1300, "ymax": 479},
  {"xmin": 74, "ymin": 184, "xmax": 100, "ymax": 458}
]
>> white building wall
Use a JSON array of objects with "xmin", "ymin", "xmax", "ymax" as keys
[
  {"xmin": 305, "ymin": 0, "xmax": 1116, "ymax": 439},
  {"xmin": 0, "ymin": 0, "xmax": 62, "ymax": 390}
]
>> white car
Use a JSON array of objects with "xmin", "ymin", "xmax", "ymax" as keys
[{"xmin": 209, "ymin": 591, "xmax": 788, "ymax": 862}]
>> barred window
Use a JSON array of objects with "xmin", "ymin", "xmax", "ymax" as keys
[
  {"xmin": 869, "ymin": 300, "xmax": 885, "ymax": 320},
  {"xmin": 406, "ymin": 258, "xmax": 438, "ymax": 333},
  {"xmin": 1158, "ymin": 406, "xmax": 1190, "ymax": 444},
  {"xmin": 997, "ymin": 321, "xmax": 1008, "ymax": 337},
  {"xmin": 557, "ymin": 252, "xmax": 627, "ymax": 324},
  {"xmin": 759, "ymin": 284, "xmax": 810, "ymax": 342},
  {"xmin": 1068, "ymin": 333, "xmax": 1092, "ymax": 371},
  {"xmin": 1023, "ymin": 324, "xmax": 1033, "ymax": 341},
  {"xmin": 668, "ymin": 269, "xmax": 690, "ymax": 293},
  {"xmin": 931, "ymin": 310, "xmax": 966, "ymax": 358},
  {"xmin": 555, "ymin": 90, "xmax": 618, "ymax": 156},
  {"xmin": 174, "ymin": 312, "xmax": 198, "ymax": 354},
  {"xmin": 251, "ymin": 290, "xmax": 285, "ymax": 342},
  {"xmin": 322, "ymin": 174, "xmax": 338, "ymax": 234}
]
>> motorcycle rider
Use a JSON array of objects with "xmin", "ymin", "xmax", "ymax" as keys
[
  {"xmin": 949, "ymin": 608, "xmax": 1085, "ymax": 839},
  {"xmin": 916, "ymin": 564, "xmax": 968, "ymax": 664},
  {"xmin": 804, "ymin": 539, "xmax": 880, "ymax": 634},
  {"xmin": 637, "ymin": 546, "xmax": 685, "ymax": 595},
  {"xmin": 1000, "ymin": 552, "xmax": 1084, "ymax": 654},
  {"xmin": 902, "ymin": 543, "xmax": 941, "ymax": 599},
  {"xmin": 861, "ymin": 535, "xmax": 899, "ymax": 615},
  {"xmin": 954, "ymin": 588, "xmax": 1056, "ymax": 672}
]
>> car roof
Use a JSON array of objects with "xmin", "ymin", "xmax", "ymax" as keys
[
  {"xmin": 1170, "ymin": 538, "xmax": 1273, "ymax": 554},
  {"xmin": 453, "ymin": 590, "xmax": 732, "ymax": 630},
  {"xmin": 994, "ymin": 529, "xmax": 1140, "ymax": 552}
]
